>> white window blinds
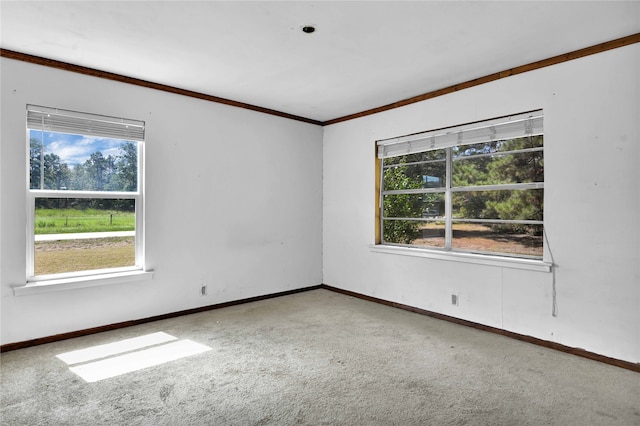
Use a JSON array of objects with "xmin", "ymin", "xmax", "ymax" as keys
[
  {"xmin": 377, "ymin": 110, "xmax": 543, "ymax": 159},
  {"xmin": 27, "ymin": 105, "xmax": 145, "ymax": 142}
]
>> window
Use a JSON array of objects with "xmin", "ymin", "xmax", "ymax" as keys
[
  {"xmin": 27, "ymin": 105, "xmax": 145, "ymax": 280},
  {"xmin": 377, "ymin": 110, "xmax": 543, "ymax": 259}
]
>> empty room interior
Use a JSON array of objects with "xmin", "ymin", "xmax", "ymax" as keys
[{"xmin": 1, "ymin": 1, "xmax": 639, "ymax": 424}]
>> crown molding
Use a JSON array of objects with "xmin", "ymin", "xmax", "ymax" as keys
[
  {"xmin": 324, "ymin": 32, "xmax": 640, "ymax": 125},
  {"xmin": 0, "ymin": 48, "xmax": 323, "ymax": 126},
  {"xmin": 2, "ymin": 32, "xmax": 639, "ymax": 127}
]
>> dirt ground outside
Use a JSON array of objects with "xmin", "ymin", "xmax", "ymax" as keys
[
  {"xmin": 34, "ymin": 237, "xmax": 135, "ymax": 276},
  {"xmin": 413, "ymin": 223, "xmax": 542, "ymax": 257}
]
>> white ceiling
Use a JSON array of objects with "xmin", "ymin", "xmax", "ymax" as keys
[{"xmin": 1, "ymin": 1, "xmax": 639, "ymax": 123}]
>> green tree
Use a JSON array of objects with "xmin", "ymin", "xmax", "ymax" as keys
[
  {"xmin": 43, "ymin": 153, "xmax": 70, "ymax": 190},
  {"xmin": 485, "ymin": 136, "xmax": 543, "ymax": 234},
  {"xmin": 69, "ymin": 162, "xmax": 91, "ymax": 191},
  {"xmin": 383, "ymin": 164, "xmax": 423, "ymax": 244},
  {"xmin": 486, "ymin": 136, "xmax": 543, "ymax": 186},
  {"xmin": 29, "ymin": 137, "xmax": 43, "ymax": 189},
  {"xmin": 29, "ymin": 138, "xmax": 71, "ymax": 191},
  {"xmin": 86, "ymin": 152, "xmax": 109, "ymax": 190},
  {"xmin": 452, "ymin": 154, "xmax": 491, "ymax": 219},
  {"xmin": 111, "ymin": 142, "xmax": 137, "ymax": 191}
]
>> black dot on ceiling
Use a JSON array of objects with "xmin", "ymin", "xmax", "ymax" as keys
[{"xmin": 302, "ymin": 26, "xmax": 316, "ymax": 34}]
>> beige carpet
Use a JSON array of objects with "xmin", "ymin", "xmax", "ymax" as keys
[{"xmin": 1, "ymin": 289, "xmax": 639, "ymax": 425}]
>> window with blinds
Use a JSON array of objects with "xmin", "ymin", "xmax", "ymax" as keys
[
  {"xmin": 26, "ymin": 105, "xmax": 145, "ymax": 279},
  {"xmin": 377, "ymin": 110, "xmax": 544, "ymax": 258}
]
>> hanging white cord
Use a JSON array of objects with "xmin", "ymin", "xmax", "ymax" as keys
[{"xmin": 543, "ymin": 226, "xmax": 557, "ymax": 317}]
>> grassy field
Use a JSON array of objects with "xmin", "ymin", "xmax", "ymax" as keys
[
  {"xmin": 34, "ymin": 237, "xmax": 135, "ymax": 275},
  {"xmin": 35, "ymin": 208, "xmax": 135, "ymax": 234}
]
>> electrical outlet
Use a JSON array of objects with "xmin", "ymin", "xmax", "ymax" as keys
[
  {"xmin": 201, "ymin": 284, "xmax": 207, "ymax": 296},
  {"xmin": 451, "ymin": 294, "xmax": 458, "ymax": 306}
]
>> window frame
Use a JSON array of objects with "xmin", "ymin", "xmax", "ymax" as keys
[
  {"xmin": 25, "ymin": 105, "xmax": 146, "ymax": 283},
  {"xmin": 376, "ymin": 111, "xmax": 545, "ymax": 261}
]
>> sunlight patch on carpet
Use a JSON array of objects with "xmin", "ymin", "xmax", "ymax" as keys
[
  {"xmin": 56, "ymin": 332, "xmax": 211, "ymax": 382},
  {"xmin": 56, "ymin": 332, "xmax": 178, "ymax": 365}
]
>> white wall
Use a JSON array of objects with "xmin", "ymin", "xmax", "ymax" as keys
[
  {"xmin": 2, "ymin": 45, "xmax": 639, "ymax": 365},
  {"xmin": 0, "ymin": 58, "xmax": 323, "ymax": 345},
  {"xmin": 323, "ymin": 44, "xmax": 640, "ymax": 363}
]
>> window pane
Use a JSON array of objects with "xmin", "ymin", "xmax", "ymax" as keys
[
  {"xmin": 453, "ymin": 150, "xmax": 543, "ymax": 186},
  {"xmin": 383, "ymin": 220, "xmax": 445, "ymax": 248},
  {"xmin": 29, "ymin": 130, "xmax": 138, "ymax": 191},
  {"xmin": 383, "ymin": 149, "xmax": 446, "ymax": 166},
  {"xmin": 452, "ymin": 189, "xmax": 543, "ymax": 221},
  {"xmin": 452, "ymin": 222, "xmax": 543, "ymax": 257},
  {"xmin": 416, "ymin": 221, "xmax": 445, "ymax": 248},
  {"xmin": 384, "ymin": 193, "xmax": 445, "ymax": 219},
  {"xmin": 384, "ymin": 163, "xmax": 446, "ymax": 191},
  {"xmin": 34, "ymin": 198, "xmax": 135, "ymax": 275},
  {"xmin": 383, "ymin": 163, "xmax": 446, "ymax": 193}
]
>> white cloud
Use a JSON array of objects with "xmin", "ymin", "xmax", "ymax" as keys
[
  {"xmin": 48, "ymin": 139, "xmax": 94, "ymax": 166},
  {"xmin": 46, "ymin": 136, "xmax": 127, "ymax": 166}
]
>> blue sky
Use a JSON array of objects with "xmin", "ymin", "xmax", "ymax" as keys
[{"xmin": 31, "ymin": 130, "xmax": 129, "ymax": 168}]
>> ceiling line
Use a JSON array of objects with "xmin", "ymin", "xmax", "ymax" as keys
[
  {"xmin": 2, "ymin": 32, "xmax": 639, "ymax": 127},
  {"xmin": 0, "ymin": 48, "xmax": 323, "ymax": 126},
  {"xmin": 324, "ymin": 32, "xmax": 640, "ymax": 126}
]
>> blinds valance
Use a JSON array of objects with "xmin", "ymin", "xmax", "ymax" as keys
[
  {"xmin": 27, "ymin": 105, "xmax": 145, "ymax": 142},
  {"xmin": 377, "ymin": 110, "xmax": 543, "ymax": 159}
]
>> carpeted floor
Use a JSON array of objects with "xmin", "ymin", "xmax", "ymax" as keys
[{"xmin": 1, "ymin": 289, "xmax": 639, "ymax": 425}]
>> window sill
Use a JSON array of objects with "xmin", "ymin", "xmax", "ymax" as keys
[
  {"xmin": 12, "ymin": 270, "xmax": 154, "ymax": 296},
  {"xmin": 369, "ymin": 244, "xmax": 552, "ymax": 272}
]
